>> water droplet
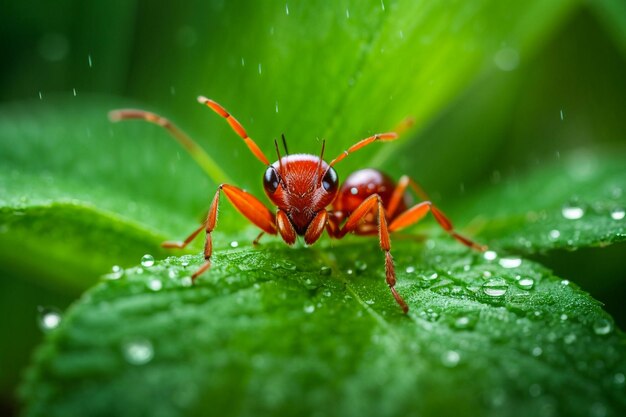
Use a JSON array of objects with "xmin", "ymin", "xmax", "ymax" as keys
[
  {"xmin": 180, "ymin": 276, "xmax": 193, "ymax": 287},
  {"xmin": 122, "ymin": 338, "xmax": 154, "ymax": 365},
  {"xmin": 303, "ymin": 304, "xmax": 315, "ymax": 314},
  {"xmin": 610, "ymin": 208, "xmax": 625, "ymax": 220},
  {"xmin": 141, "ymin": 254, "xmax": 155, "ymax": 267},
  {"xmin": 365, "ymin": 299, "xmax": 375, "ymax": 305},
  {"xmin": 181, "ymin": 259, "xmax": 190, "ymax": 267},
  {"xmin": 441, "ymin": 350, "xmax": 460, "ymax": 367},
  {"xmin": 109, "ymin": 265, "xmax": 124, "ymax": 279},
  {"xmin": 148, "ymin": 279, "xmax": 163, "ymax": 291},
  {"xmin": 483, "ymin": 250, "xmax": 497, "ymax": 261},
  {"xmin": 350, "ymin": 187, "xmax": 358, "ymax": 195},
  {"xmin": 453, "ymin": 315, "xmax": 476, "ymax": 330},
  {"xmin": 564, "ymin": 333, "xmax": 577, "ymax": 344},
  {"xmin": 499, "ymin": 256, "xmax": 522, "ymax": 269},
  {"xmin": 319, "ymin": 266, "xmax": 332, "ymax": 276},
  {"xmin": 354, "ymin": 260, "xmax": 367, "ymax": 272},
  {"xmin": 531, "ymin": 346, "xmax": 543, "ymax": 357},
  {"xmin": 405, "ymin": 266, "xmax": 415, "ymax": 273},
  {"xmin": 494, "ymin": 47, "xmax": 519, "ymax": 71},
  {"xmin": 613, "ymin": 373, "xmax": 625, "ymax": 385},
  {"xmin": 548, "ymin": 229, "xmax": 561, "ymax": 240},
  {"xmin": 593, "ymin": 318, "xmax": 613, "ymax": 335},
  {"xmin": 562, "ymin": 204, "xmax": 584, "ymax": 220},
  {"xmin": 276, "ymin": 260, "xmax": 296, "ymax": 271},
  {"xmin": 229, "ymin": 241, "xmax": 239, "ymax": 248},
  {"xmin": 482, "ymin": 280, "xmax": 508, "ymax": 297},
  {"xmin": 560, "ymin": 313, "xmax": 568, "ymax": 321},
  {"xmin": 167, "ymin": 269, "xmax": 178, "ymax": 279},
  {"xmin": 346, "ymin": 269, "xmax": 354, "ymax": 275},
  {"xmin": 561, "ymin": 279, "xmax": 570, "ymax": 286},
  {"xmin": 37, "ymin": 306, "xmax": 62, "ymax": 331},
  {"xmin": 517, "ymin": 277, "xmax": 534, "ymax": 290}
]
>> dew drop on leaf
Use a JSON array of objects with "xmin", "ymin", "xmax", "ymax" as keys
[
  {"xmin": 441, "ymin": 350, "xmax": 461, "ymax": 367},
  {"xmin": 405, "ymin": 266, "xmax": 415, "ymax": 273},
  {"xmin": 593, "ymin": 318, "xmax": 613, "ymax": 336},
  {"xmin": 319, "ymin": 266, "xmax": 331, "ymax": 276},
  {"xmin": 499, "ymin": 256, "xmax": 522, "ymax": 269},
  {"xmin": 548, "ymin": 229, "xmax": 561, "ymax": 240},
  {"xmin": 482, "ymin": 280, "xmax": 508, "ymax": 297},
  {"xmin": 148, "ymin": 279, "xmax": 163, "ymax": 292},
  {"xmin": 108, "ymin": 265, "xmax": 124, "ymax": 280},
  {"xmin": 37, "ymin": 306, "xmax": 62, "ymax": 332},
  {"xmin": 516, "ymin": 277, "xmax": 534, "ymax": 290},
  {"xmin": 141, "ymin": 254, "xmax": 155, "ymax": 267},
  {"xmin": 531, "ymin": 346, "xmax": 543, "ymax": 357},
  {"xmin": 122, "ymin": 338, "xmax": 154, "ymax": 365},
  {"xmin": 610, "ymin": 208, "xmax": 625, "ymax": 220},
  {"xmin": 562, "ymin": 204, "xmax": 584, "ymax": 220},
  {"xmin": 230, "ymin": 241, "xmax": 239, "ymax": 248},
  {"xmin": 303, "ymin": 304, "xmax": 315, "ymax": 314},
  {"xmin": 483, "ymin": 250, "xmax": 497, "ymax": 261}
]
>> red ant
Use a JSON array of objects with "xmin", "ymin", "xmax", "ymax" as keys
[{"xmin": 109, "ymin": 97, "xmax": 486, "ymax": 313}]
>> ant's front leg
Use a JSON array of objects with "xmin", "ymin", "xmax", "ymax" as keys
[
  {"xmin": 174, "ymin": 184, "xmax": 277, "ymax": 282},
  {"xmin": 332, "ymin": 195, "xmax": 409, "ymax": 314}
]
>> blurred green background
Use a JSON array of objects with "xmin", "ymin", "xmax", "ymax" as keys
[{"xmin": 1, "ymin": 0, "xmax": 625, "ymax": 415}]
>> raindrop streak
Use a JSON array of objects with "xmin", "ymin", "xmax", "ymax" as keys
[
  {"xmin": 241, "ymin": 57, "xmax": 245, "ymax": 67},
  {"xmin": 37, "ymin": 306, "xmax": 62, "ymax": 332},
  {"xmin": 482, "ymin": 280, "xmax": 508, "ymax": 297},
  {"xmin": 483, "ymin": 250, "xmax": 497, "ymax": 261},
  {"xmin": 346, "ymin": 9, "xmax": 350, "ymax": 19},
  {"xmin": 285, "ymin": 3, "xmax": 289, "ymax": 15},
  {"xmin": 38, "ymin": 91, "xmax": 43, "ymax": 100},
  {"xmin": 499, "ymin": 257, "xmax": 522, "ymax": 269},
  {"xmin": 562, "ymin": 204, "xmax": 584, "ymax": 220},
  {"xmin": 258, "ymin": 63, "xmax": 262, "ymax": 75},
  {"xmin": 560, "ymin": 109, "xmax": 564, "ymax": 120},
  {"xmin": 275, "ymin": 101, "xmax": 279, "ymax": 113},
  {"xmin": 141, "ymin": 254, "xmax": 155, "ymax": 267},
  {"xmin": 122, "ymin": 338, "xmax": 154, "ymax": 365},
  {"xmin": 610, "ymin": 208, "xmax": 625, "ymax": 220},
  {"xmin": 72, "ymin": 88, "xmax": 77, "ymax": 97},
  {"xmin": 88, "ymin": 54, "xmax": 93, "ymax": 67},
  {"xmin": 593, "ymin": 318, "xmax": 613, "ymax": 335},
  {"xmin": 441, "ymin": 350, "xmax": 460, "ymax": 367},
  {"xmin": 380, "ymin": 0, "xmax": 385, "ymax": 11},
  {"xmin": 517, "ymin": 277, "xmax": 534, "ymax": 290}
]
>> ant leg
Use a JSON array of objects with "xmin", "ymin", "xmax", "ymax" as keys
[
  {"xmin": 252, "ymin": 232, "xmax": 265, "ymax": 246},
  {"xmin": 197, "ymin": 96, "xmax": 270, "ymax": 165},
  {"xmin": 387, "ymin": 175, "xmax": 431, "ymax": 218},
  {"xmin": 334, "ymin": 195, "xmax": 409, "ymax": 314},
  {"xmin": 388, "ymin": 201, "xmax": 486, "ymax": 251},
  {"xmin": 276, "ymin": 209, "xmax": 297, "ymax": 245},
  {"xmin": 108, "ymin": 109, "xmax": 228, "ymax": 182},
  {"xmin": 192, "ymin": 184, "xmax": 277, "ymax": 282},
  {"xmin": 328, "ymin": 132, "xmax": 398, "ymax": 167},
  {"xmin": 162, "ymin": 223, "xmax": 205, "ymax": 249}
]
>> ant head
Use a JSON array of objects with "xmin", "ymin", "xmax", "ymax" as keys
[{"xmin": 262, "ymin": 138, "xmax": 338, "ymax": 232}]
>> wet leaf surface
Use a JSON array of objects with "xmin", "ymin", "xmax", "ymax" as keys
[{"xmin": 20, "ymin": 240, "xmax": 626, "ymax": 417}]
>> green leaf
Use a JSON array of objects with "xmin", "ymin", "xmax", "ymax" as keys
[
  {"xmin": 20, "ymin": 240, "xmax": 626, "ymax": 417},
  {"xmin": 461, "ymin": 151, "xmax": 626, "ymax": 253}
]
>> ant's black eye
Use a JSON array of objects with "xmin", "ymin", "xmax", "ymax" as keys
[
  {"xmin": 322, "ymin": 167, "xmax": 338, "ymax": 193},
  {"xmin": 263, "ymin": 167, "xmax": 280, "ymax": 193}
]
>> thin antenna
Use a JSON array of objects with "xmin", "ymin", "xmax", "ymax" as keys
[
  {"xmin": 316, "ymin": 139, "xmax": 326, "ymax": 183},
  {"xmin": 281, "ymin": 133, "xmax": 289, "ymax": 155}
]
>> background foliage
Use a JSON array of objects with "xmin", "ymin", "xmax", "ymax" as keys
[{"xmin": 1, "ymin": 0, "xmax": 625, "ymax": 416}]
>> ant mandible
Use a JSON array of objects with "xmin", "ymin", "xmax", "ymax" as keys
[{"xmin": 109, "ymin": 97, "xmax": 486, "ymax": 313}]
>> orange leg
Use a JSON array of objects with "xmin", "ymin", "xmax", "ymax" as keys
[
  {"xmin": 333, "ymin": 194, "xmax": 408, "ymax": 314},
  {"xmin": 304, "ymin": 211, "xmax": 328, "ymax": 245},
  {"xmin": 197, "ymin": 96, "xmax": 270, "ymax": 166},
  {"xmin": 328, "ymin": 132, "xmax": 398, "ymax": 167},
  {"xmin": 276, "ymin": 209, "xmax": 297, "ymax": 245},
  {"xmin": 162, "ymin": 223, "xmax": 205, "ymax": 249},
  {"xmin": 386, "ymin": 175, "xmax": 431, "ymax": 218},
  {"xmin": 388, "ymin": 201, "xmax": 486, "ymax": 251},
  {"xmin": 192, "ymin": 184, "xmax": 277, "ymax": 282}
]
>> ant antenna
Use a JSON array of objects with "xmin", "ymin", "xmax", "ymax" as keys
[
  {"xmin": 316, "ymin": 139, "xmax": 326, "ymax": 183},
  {"xmin": 281, "ymin": 133, "xmax": 289, "ymax": 155},
  {"xmin": 328, "ymin": 132, "xmax": 397, "ymax": 168}
]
